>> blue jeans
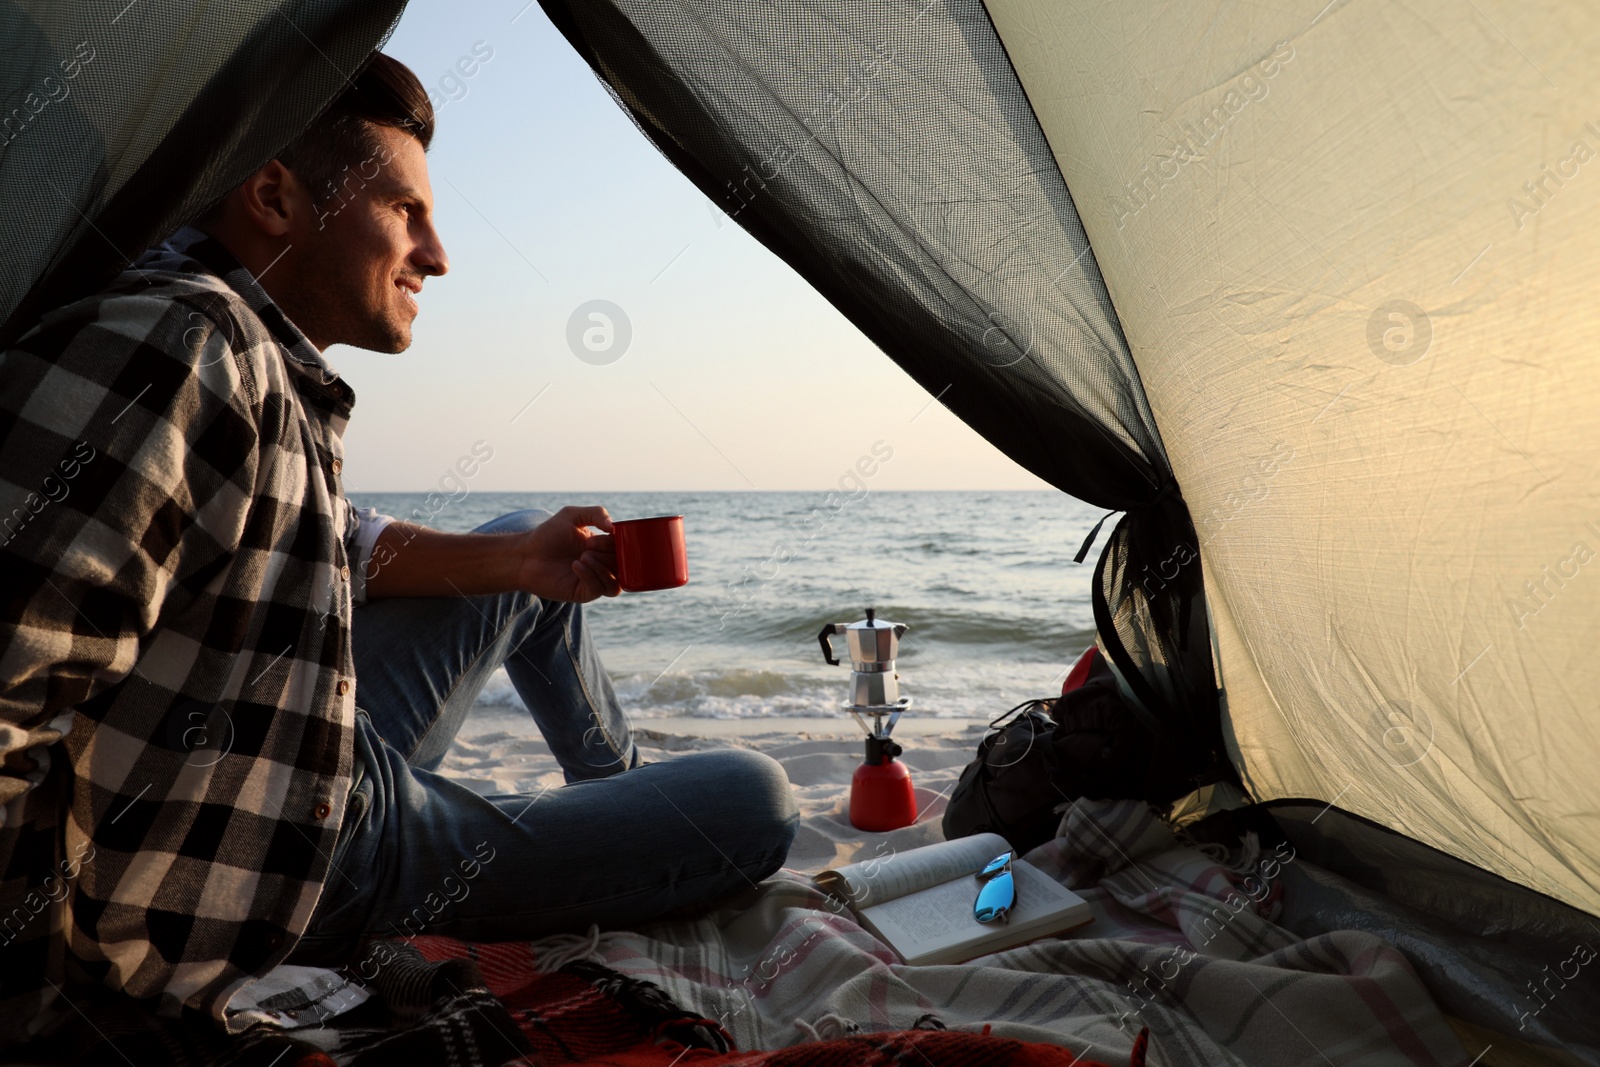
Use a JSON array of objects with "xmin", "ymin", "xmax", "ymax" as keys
[{"xmin": 287, "ymin": 509, "xmax": 799, "ymax": 964}]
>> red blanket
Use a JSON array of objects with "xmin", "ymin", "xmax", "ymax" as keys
[
  {"xmin": 13, "ymin": 933, "xmax": 1145, "ymax": 1067},
  {"xmin": 409, "ymin": 934, "xmax": 1141, "ymax": 1067}
]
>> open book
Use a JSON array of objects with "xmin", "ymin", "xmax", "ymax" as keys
[{"xmin": 815, "ymin": 832, "xmax": 1092, "ymax": 966}]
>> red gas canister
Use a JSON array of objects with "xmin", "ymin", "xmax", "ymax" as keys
[{"xmin": 849, "ymin": 735, "xmax": 918, "ymax": 832}]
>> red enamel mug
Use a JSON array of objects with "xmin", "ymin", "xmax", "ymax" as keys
[{"xmin": 611, "ymin": 515, "xmax": 689, "ymax": 592}]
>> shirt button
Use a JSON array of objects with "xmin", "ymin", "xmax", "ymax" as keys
[
  {"xmin": 313, "ymin": 802, "xmax": 332, "ymax": 820},
  {"xmin": 339, "ymin": 565, "xmax": 350, "ymax": 581},
  {"xmin": 337, "ymin": 679, "xmax": 350, "ymax": 696},
  {"xmin": 330, "ymin": 458, "xmax": 342, "ymax": 475}
]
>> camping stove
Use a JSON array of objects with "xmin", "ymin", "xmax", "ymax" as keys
[{"xmin": 818, "ymin": 608, "xmax": 917, "ymax": 832}]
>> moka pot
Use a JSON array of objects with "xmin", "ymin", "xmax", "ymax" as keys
[{"xmin": 818, "ymin": 607, "xmax": 917, "ymax": 831}]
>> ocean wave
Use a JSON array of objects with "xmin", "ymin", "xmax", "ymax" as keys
[
  {"xmin": 465, "ymin": 638, "xmax": 1089, "ymax": 727},
  {"xmin": 467, "ymin": 654, "xmax": 1077, "ymax": 720},
  {"xmin": 473, "ymin": 669, "xmax": 528, "ymax": 711},
  {"xmin": 896, "ymin": 611, "xmax": 1094, "ymax": 648},
  {"xmin": 914, "ymin": 541, "xmax": 984, "ymax": 556},
  {"xmin": 601, "ymin": 637, "xmax": 1086, "ymax": 716},
  {"xmin": 677, "ymin": 609, "xmax": 1090, "ymax": 650}
]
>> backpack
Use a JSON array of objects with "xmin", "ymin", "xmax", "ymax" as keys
[{"xmin": 940, "ymin": 647, "xmax": 1190, "ymax": 853}]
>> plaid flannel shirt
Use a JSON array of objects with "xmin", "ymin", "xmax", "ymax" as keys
[{"xmin": 0, "ymin": 226, "xmax": 395, "ymax": 1042}]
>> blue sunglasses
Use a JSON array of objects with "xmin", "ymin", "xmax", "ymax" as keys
[{"xmin": 973, "ymin": 851, "xmax": 1015, "ymax": 924}]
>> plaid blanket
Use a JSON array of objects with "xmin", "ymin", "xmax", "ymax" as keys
[
  {"xmin": 11, "ymin": 934, "xmax": 1127, "ymax": 1067},
  {"xmin": 573, "ymin": 799, "xmax": 1477, "ymax": 1066},
  {"xmin": 11, "ymin": 798, "xmax": 1472, "ymax": 1066}
]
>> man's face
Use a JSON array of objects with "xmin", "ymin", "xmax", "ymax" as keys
[{"xmin": 280, "ymin": 124, "xmax": 448, "ymax": 353}]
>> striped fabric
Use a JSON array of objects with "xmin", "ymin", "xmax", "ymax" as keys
[
  {"xmin": 569, "ymin": 799, "xmax": 1475, "ymax": 1066},
  {"xmin": 9, "ymin": 933, "xmax": 1135, "ymax": 1065},
  {"xmin": 0, "ymin": 226, "xmax": 393, "ymax": 1041}
]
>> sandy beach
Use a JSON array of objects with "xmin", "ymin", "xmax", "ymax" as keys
[{"xmin": 438, "ymin": 710, "xmax": 989, "ymax": 874}]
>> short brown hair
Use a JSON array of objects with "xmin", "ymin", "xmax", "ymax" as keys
[
  {"xmin": 276, "ymin": 52, "xmax": 434, "ymax": 209},
  {"xmin": 195, "ymin": 52, "xmax": 433, "ymax": 224}
]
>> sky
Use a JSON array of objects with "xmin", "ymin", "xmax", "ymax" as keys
[{"xmin": 326, "ymin": 1, "xmax": 1052, "ymax": 493}]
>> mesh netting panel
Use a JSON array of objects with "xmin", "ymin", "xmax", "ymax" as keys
[
  {"xmin": 1093, "ymin": 503, "xmax": 1227, "ymax": 794},
  {"xmin": 0, "ymin": 0, "xmax": 407, "ymax": 345},
  {"xmin": 541, "ymin": 0, "xmax": 1230, "ymax": 779},
  {"xmin": 549, "ymin": 0, "xmax": 1164, "ymax": 499}
]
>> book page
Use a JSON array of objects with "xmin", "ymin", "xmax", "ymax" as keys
[
  {"xmin": 855, "ymin": 859, "xmax": 1091, "ymax": 966},
  {"xmin": 815, "ymin": 832, "xmax": 1012, "ymax": 906}
]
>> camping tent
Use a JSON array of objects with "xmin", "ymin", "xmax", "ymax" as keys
[
  {"xmin": 525, "ymin": 4, "xmax": 1600, "ymax": 1056},
  {"xmin": 3, "ymin": 0, "xmax": 1597, "ymax": 1061}
]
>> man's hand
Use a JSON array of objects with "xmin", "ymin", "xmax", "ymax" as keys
[
  {"xmin": 362, "ymin": 507, "xmax": 621, "ymax": 602},
  {"xmin": 510, "ymin": 506, "xmax": 620, "ymax": 602}
]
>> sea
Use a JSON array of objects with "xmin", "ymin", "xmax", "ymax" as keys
[{"xmin": 348, "ymin": 491, "xmax": 1104, "ymax": 723}]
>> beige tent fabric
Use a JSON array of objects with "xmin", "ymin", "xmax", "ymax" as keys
[{"xmin": 984, "ymin": 0, "xmax": 1600, "ymax": 915}]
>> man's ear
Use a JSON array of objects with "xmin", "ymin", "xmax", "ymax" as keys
[{"xmin": 234, "ymin": 160, "xmax": 310, "ymax": 238}]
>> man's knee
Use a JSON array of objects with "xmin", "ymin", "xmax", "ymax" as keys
[{"xmin": 708, "ymin": 749, "xmax": 799, "ymax": 862}]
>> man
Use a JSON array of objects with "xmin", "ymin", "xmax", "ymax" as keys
[{"xmin": 0, "ymin": 52, "xmax": 797, "ymax": 1041}]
